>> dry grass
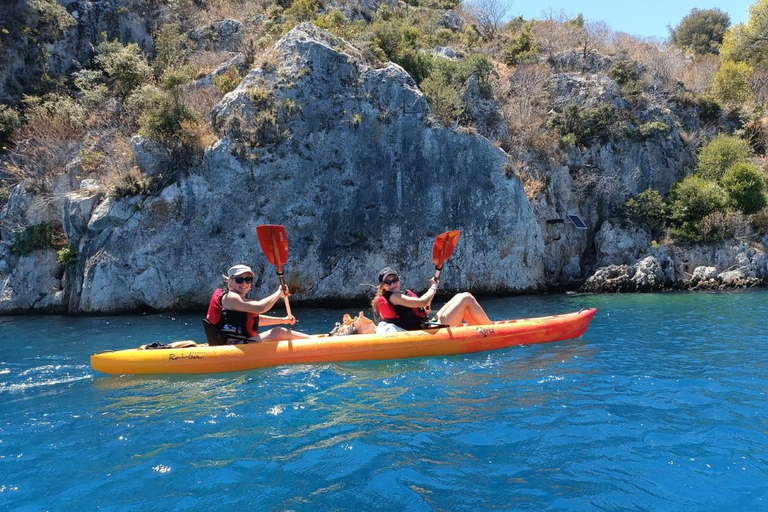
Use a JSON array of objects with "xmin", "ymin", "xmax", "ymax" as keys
[
  {"xmin": 752, "ymin": 207, "xmax": 768, "ymax": 236},
  {"xmin": 8, "ymin": 115, "xmax": 84, "ymax": 192},
  {"xmin": 498, "ymin": 62, "xmax": 561, "ymax": 159},
  {"xmin": 679, "ymin": 54, "xmax": 719, "ymax": 96},
  {"xmin": 186, "ymin": 84, "xmax": 222, "ymax": 116},
  {"xmin": 189, "ymin": 50, "xmax": 237, "ymax": 79},
  {"xmin": 516, "ymin": 164, "xmax": 549, "ymax": 199},
  {"xmin": 699, "ymin": 210, "xmax": 754, "ymax": 242},
  {"xmin": 197, "ymin": 0, "xmax": 271, "ymax": 26}
]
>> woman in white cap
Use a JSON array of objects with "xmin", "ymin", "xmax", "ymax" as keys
[
  {"xmin": 206, "ymin": 264, "xmax": 309, "ymax": 344},
  {"xmin": 371, "ymin": 267, "xmax": 491, "ymax": 332}
]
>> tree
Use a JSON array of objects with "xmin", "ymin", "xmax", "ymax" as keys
[
  {"xmin": 720, "ymin": 0, "xmax": 768, "ymax": 68},
  {"xmin": 670, "ymin": 8, "xmax": 730, "ymax": 55},
  {"xmin": 466, "ymin": 0, "xmax": 511, "ymax": 41}
]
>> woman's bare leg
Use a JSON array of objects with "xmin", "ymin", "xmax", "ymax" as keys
[
  {"xmin": 256, "ymin": 327, "xmax": 311, "ymax": 342},
  {"xmin": 434, "ymin": 292, "xmax": 491, "ymax": 326}
]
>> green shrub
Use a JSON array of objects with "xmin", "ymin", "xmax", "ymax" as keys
[
  {"xmin": 396, "ymin": 47, "xmax": 434, "ymax": 85},
  {"xmin": 369, "ymin": 21, "xmax": 435, "ymax": 85},
  {"xmin": 711, "ymin": 60, "xmax": 754, "ymax": 105},
  {"xmin": 213, "ymin": 66, "xmax": 242, "ymax": 95},
  {"xmin": 31, "ymin": 0, "xmax": 77, "ymax": 41},
  {"xmin": 95, "ymin": 39, "xmax": 153, "ymax": 96},
  {"xmin": 669, "ymin": 175, "xmax": 728, "ymax": 221},
  {"xmin": 459, "ymin": 54, "xmax": 494, "ymax": 89},
  {"xmin": 611, "ymin": 60, "xmax": 641, "ymax": 86},
  {"xmin": 502, "ymin": 24, "xmax": 538, "ymax": 66},
  {"xmin": 696, "ymin": 97, "xmax": 721, "ymax": 124},
  {"xmin": 611, "ymin": 60, "xmax": 642, "ymax": 97},
  {"xmin": 152, "ymin": 22, "xmax": 195, "ymax": 75},
  {"xmin": 23, "ymin": 93, "xmax": 87, "ymax": 127},
  {"xmin": 623, "ymin": 188, "xmax": 667, "ymax": 231},
  {"xmin": 695, "ymin": 133, "xmax": 751, "ymax": 181},
  {"xmin": 138, "ymin": 68, "xmax": 197, "ymax": 150},
  {"xmin": 0, "ymin": 185, "xmax": 10, "ymax": 208},
  {"xmin": 548, "ymin": 103, "xmax": 623, "ymax": 146},
  {"xmin": 10, "ymin": 222, "xmax": 61, "ymax": 256},
  {"xmin": 371, "ymin": 23, "xmax": 401, "ymax": 61},
  {"xmin": 0, "ymin": 104, "xmax": 20, "ymax": 147},
  {"xmin": 721, "ymin": 162, "xmax": 768, "ymax": 214},
  {"xmin": 636, "ymin": 121, "xmax": 670, "ymax": 140},
  {"xmin": 57, "ymin": 246, "xmax": 79, "ymax": 267},
  {"xmin": 420, "ymin": 72, "xmax": 464, "ymax": 125},
  {"xmin": 72, "ymin": 69, "xmax": 109, "ymax": 110},
  {"xmin": 314, "ymin": 8, "xmax": 347, "ymax": 33},
  {"xmin": 286, "ymin": 0, "xmax": 318, "ymax": 23}
]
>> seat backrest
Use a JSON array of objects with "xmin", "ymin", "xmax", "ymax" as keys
[{"xmin": 202, "ymin": 319, "xmax": 227, "ymax": 346}]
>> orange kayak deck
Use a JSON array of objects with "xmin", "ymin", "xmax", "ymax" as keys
[{"xmin": 90, "ymin": 308, "xmax": 597, "ymax": 375}]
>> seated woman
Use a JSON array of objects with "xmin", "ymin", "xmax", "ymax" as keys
[
  {"xmin": 206, "ymin": 264, "xmax": 309, "ymax": 344},
  {"xmin": 371, "ymin": 267, "xmax": 491, "ymax": 332}
]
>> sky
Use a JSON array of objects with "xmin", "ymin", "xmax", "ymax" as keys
[{"xmin": 508, "ymin": 0, "xmax": 756, "ymax": 40}]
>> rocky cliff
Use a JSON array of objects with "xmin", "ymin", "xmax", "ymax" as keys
[{"xmin": 0, "ymin": 23, "xmax": 545, "ymax": 313}]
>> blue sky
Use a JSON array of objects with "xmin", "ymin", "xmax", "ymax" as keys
[{"xmin": 509, "ymin": 1, "xmax": 756, "ymax": 39}]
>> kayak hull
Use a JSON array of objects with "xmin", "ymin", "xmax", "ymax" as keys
[{"xmin": 90, "ymin": 308, "xmax": 597, "ymax": 375}]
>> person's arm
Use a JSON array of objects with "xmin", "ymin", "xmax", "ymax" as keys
[
  {"xmin": 259, "ymin": 314, "xmax": 297, "ymax": 326},
  {"xmin": 388, "ymin": 278, "xmax": 439, "ymax": 308},
  {"xmin": 222, "ymin": 286, "xmax": 286, "ymax": 314}
]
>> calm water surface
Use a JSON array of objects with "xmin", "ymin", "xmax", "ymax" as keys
[{"xmin": 1, "ymin": 291, "xmax": 767, "ymax": 511}]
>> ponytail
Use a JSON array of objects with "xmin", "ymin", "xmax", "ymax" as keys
[{"xmin": 370, "ymin": 282, "xmax": 389, "ymax": 322}]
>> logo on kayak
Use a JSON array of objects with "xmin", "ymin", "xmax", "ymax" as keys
[
  {"xmin": 169, "ymin": 351, "xmax": 205, "ymax": 361},
  {"xmin": 476, "ymin": 327, "xmax": 495, "ymax": 337}
]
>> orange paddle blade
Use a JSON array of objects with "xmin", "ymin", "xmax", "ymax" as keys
[
  {"xmin": 256, "ymin": 224, "xmax": 289, "ymax": 273},
  {"xmin": 432, "ymin": 230, "xmax": 460, "ymax": 270}
]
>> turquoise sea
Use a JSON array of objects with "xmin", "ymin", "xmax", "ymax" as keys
[{"xmin": 1, "ymin": 290, "xmax": 767, "ymax": 511}]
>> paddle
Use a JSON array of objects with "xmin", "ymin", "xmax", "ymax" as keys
[
  {"xmin": 255, "ymin": 224, "xmax": 292, "ymax": 319},
  {"xmin": 432, "ymin": 230, "xmax": 460, "ymax": 281}
]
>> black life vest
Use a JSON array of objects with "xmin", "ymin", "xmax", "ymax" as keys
[
  {"xmin": 376, "ymin": 290, "xmax": 429, "ymax": 331},
  {"xmin": 206, "ymin": 288, "xmax": 259, "ymax": 337}
]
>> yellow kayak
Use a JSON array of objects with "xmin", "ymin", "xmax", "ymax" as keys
[{"xmin": 90, "ymin": 308, "xmax": 597, "ymax": 375}]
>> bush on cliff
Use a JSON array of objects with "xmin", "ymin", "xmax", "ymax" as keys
[
  {"xmin": 695, "ymin": 133, "xmax": 751, "ymax": 181},
  {"xmin": 668, "ymin": 175, "xmax": 729, "ymax": 242},
  {"xmin": 623, "ymin": 188, "xmax": 667, "ymax": 234},
  {"xmin": 721, "ymin": 162, "xmax": 768, "ymax": 214},
  {"xmin": 94, "ymin": 39, "xmax": 154, "ymax": 97}
]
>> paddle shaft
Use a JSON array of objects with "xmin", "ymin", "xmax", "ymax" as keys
[{"xmin": 277, "ymin": 273, "xmax": 292, "ymax": 318}]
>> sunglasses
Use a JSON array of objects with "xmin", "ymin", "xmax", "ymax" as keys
[
  {"xmin": 383, "ymin": 276, "xmax": 400, "ymax": 285},
  {"xmin": 233, "ymin": 276, "xmax": 254, "ymax": 284}
]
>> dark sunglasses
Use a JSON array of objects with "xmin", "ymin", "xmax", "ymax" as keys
[
  {"xmin": 383, "ymin": 276, "xmax": 400, "ymax": 285},
  {"xmin": 233, "ymin": 276, "xmax": 254, "ymax": 284}
]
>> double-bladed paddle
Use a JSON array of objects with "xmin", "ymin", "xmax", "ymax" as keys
[
  {"xmin": 256, "ymin": 224, "xmax": 292, "ymax": 318},
  {"xmin": 432, "ymin": 230, "xmax": 460, "ymax": 281}
]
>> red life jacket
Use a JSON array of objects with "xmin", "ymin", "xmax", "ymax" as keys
[
  {"xmin": 206, "ymin": 288, "xmax": 259, "ymax": 337},
  {"xmin": 376, "ymin": 290, "xmax": 428, "ymax": 330}
]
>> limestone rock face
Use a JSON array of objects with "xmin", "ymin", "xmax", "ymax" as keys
[{"xmin": 0, "ymin": 23, "xmax": 545, "ymax": 313}]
